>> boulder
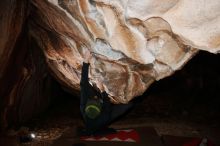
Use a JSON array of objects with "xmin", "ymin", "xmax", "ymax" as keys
[{"xmin": 30, "ymin": 0, "xmax": 220, "ymax": 103}]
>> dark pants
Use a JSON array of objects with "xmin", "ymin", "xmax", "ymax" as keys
[{"xmin": 110, "ymin": 102, "xmax": 134, "ymax": 123}]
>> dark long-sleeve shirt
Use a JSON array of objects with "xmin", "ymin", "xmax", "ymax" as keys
[
  {"xmin": 80, "ymin": 63, "xmax": 112, "ymax": 134},
  {"xmin": 80, "ymin": 62, "xmax": 134, "ymax": 135}
]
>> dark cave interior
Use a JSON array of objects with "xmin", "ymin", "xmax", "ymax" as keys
[{"xmin": 1, "ymin": 1, "xmax": 220, "ymax": 145}]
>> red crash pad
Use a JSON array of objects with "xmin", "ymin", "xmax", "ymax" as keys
[
  {"xmin": 80, "ymin": 129, "xmax": 140, "ymax": 143},
  {"xmin": 52, "ymin": 127, "xmax": 163, "ymax": 146}
]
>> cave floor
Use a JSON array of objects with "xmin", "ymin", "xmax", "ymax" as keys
[{"xmin": 1, "ymin": 89, "xmax": 220, "ymax": 146}]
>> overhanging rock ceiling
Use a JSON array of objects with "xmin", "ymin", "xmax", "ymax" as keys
[{"xmin": 30, "ymin": 0, "xmax": 220, "ymax": 103}]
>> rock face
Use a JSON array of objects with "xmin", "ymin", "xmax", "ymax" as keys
[
  {"xmin": 0, "ymin": 0, "xmax": 28, "ymax": 129},
  {"xmin": 29, "ymin": 0, "xmax": 211, "ymax": 103},
  {"xmin": 1, "ymin": 0, "xmax": 220, "ymax": 128},
  {"xmin": 0, "ymin": 0, "xmax": 59, "ymax": 129}
]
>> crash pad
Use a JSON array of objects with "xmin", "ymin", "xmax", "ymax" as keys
[
  {"xmin": 80, "ymin": 129, "xmax": 140, "ymax": 143},
  {"xmin": 52, "ymin": 127, "xmax": 163, "ymax": 146}
]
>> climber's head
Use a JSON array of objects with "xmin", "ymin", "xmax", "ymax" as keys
[{"xmin": 85, "ymin": 96, "xmax": 102, "ymax": 119}]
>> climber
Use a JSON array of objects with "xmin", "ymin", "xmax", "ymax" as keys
[{"xmin": 79, "ymin": 50, "xmax": 134, "ymax": 136}]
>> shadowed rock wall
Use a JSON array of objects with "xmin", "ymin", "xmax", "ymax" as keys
[{"xmin": 0, "ymin": 0, "xmax": 58, "ymax": 130}]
